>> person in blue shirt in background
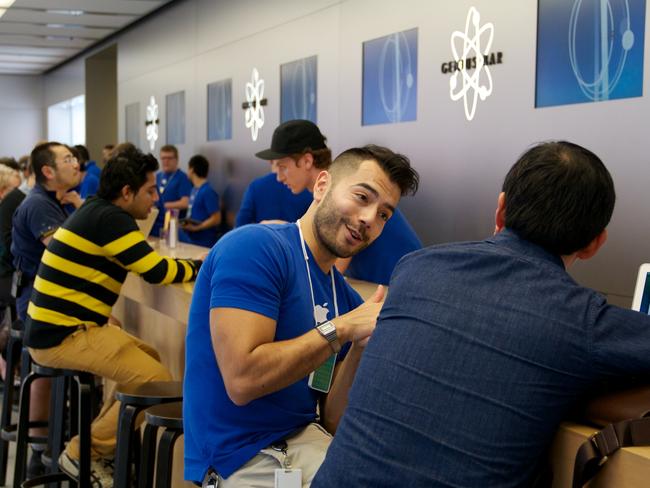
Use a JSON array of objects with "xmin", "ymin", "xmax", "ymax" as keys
[
  {"xmin": 235, "ymin": 172, "xmax": 312, "ymax": 227},
  {"xmin": 151, "ymin": 144, "xmax": 192, "ymax": 237},
  {"xmin": 180, "ymin": 155, "xmax": 221, "ymax": 248},
  {"xmin": 74, "ymin": 145, "xmax": 99, "ymax": 199}
]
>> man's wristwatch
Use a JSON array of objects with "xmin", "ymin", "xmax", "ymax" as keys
[{"xmin": 316, "ymin": 321, "xmax": 341, "ymax": 353}]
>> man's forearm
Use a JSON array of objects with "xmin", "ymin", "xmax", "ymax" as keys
[
  {"xmin": 217, "ymin": 328, "xmax": 335, "ymax": 406},
  {"xmin": 321, "ymin": 344, "xmax": 364, "ymax": 433}
]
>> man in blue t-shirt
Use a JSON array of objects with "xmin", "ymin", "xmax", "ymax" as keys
[
  {"xmin": 180, "ymin": 154, "xmax": 221, "ymax": 248},
  {"xmin": 235, "ymin": 173, "xmax": 312, "ymax": 227},
  {"xmin": 254, "ymin": 119, "xmax": 422, "ymax": 284},
  {"xmin": 151, "ymin": 144, "xmax": 192, "ymax": 237},
  {"xmin": 312, "ymin": 141, "xmax": 649, "ymax": 488},
  {"xmin": 184, "ymin": 145, "xmax": 419, "ymax": 487}
]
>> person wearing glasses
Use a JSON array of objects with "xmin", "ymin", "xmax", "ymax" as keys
[{"xmin": 10, "ymin": 141, "xmax": 82, "ymax": 478}]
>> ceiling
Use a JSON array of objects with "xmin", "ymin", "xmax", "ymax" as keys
[{"xmin": 0, "ymin": 0, "xmax": 174, "ymax": 75}]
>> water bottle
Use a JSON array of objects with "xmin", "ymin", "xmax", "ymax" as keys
[{"xmin": 167, "ymin": 209, "xmax": 179, "ymax": 248}]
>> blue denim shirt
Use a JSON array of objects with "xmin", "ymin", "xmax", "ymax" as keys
[{"xmin": 313, "ymin": 229, "xmax": 650, "ymax": 488}]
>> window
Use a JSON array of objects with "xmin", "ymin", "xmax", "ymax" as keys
[{"xmin": 47, "ymin": 94, "xmax": 85, "ymax": 145}]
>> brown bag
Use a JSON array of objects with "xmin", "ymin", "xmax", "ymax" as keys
[{"xmin": 572, "ymin": 386, "xmax": 650, "ymax": 487}]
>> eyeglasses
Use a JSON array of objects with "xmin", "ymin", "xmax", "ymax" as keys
[{"xmin": 61, "ymin": 156, "xmax": 78, "ymax": 164}]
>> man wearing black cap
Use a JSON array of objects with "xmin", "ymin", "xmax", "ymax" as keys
[
  {"xmin": 254, "ymin": 119, "xmax": 422, "ymax": 285},
  {"xmin": 234, "ymin": 120, "xmax": 318, "ymax": 227}
]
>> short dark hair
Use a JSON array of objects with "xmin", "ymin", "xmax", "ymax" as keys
[
  {"xmin": 330, "ymin": 145, "xmax": 419, "ymax": 196},
  {"xmin": 97, "ymin": 144, "xmax": 159, "ymax": 201},
  {"xmin": 188, "ymin": 155, "xmax": 209, "ymax": 178},
  {"xmin": 502, "ymin": 141, "xmax": 615, "ymax": 255},
  {"xmin": 160, "ymin": 145, "xmax": 178, "ymax": 159},
  {"xmin": 31, "ymin": 142, "xmax": 63, "ymax": 185},
  {"xmin": 74, "ymin": 144, "xmax": 90, "ymax": 164}
]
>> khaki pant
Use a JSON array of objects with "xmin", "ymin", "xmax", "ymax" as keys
[
  {"xmin": 29, "ymin": 323, "xmax": 172, "ymax": 460},
  {"xmin": 217, "ymin": 423, "xmax": 333, "ymax": 488}
]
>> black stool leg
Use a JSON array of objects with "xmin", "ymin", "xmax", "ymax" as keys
[
  {"xmin": 138, "ymin": 422, "xmax": 159, "ymax": 488},
  {"xmin": 114, "ymin": 403, "xmax": 139, "ymax": 487},
  {"xmin": 155, "ymin": 429, "xmax": 181, "ymax": 488},
  {"xmin": 77, "ymin": 376, "xmax": 92, "ymax": 486},
  {"xmin": 14, "ymin": 372, "xmax": 37, "ymax": 488},
  {"xmin": 0, "ymin": 333, "xmax": 21, "ymax": 485}
]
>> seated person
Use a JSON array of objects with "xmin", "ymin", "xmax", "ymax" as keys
[
  {"xmin": 312, "ymin": 141, "xmax": 650, "ymax": 488},
  {"xmin": 184, "ymin": 145, "xmax": 419, "ymax": 487},
  {"xmin": 12, "ymin": 142, "xmax": 82, "ymax": 321},
  {"xmin": 255, "ymin": 119, "xmax": 422, "ymax": 284},
  {"xmin": 152, "ymin": 144, "xmax": 192, "ymax": 237},
  {"xmin": 179, "ymin": 155, "xmax": 221, "ymax": 248},
  {"xmin": 24, "ymin": 144, "xmax": 203, "ymax": 487}
]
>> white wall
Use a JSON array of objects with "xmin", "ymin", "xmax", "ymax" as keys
[
  {"xmin": 43, "ymin": 0, "xmax": 650, "ymax": 303},
  {"xmin": 0, "ymin": 74, "xmax": 44, "ymax": 158}
]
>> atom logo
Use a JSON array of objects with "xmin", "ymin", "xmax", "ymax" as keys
[
  {"xmin": 145, "ymin": 96, "xmax": 159, "ymax": 151},
  {"xmin": 244, "ymin": 68, "xmax": 266, "ymax": 141},
  {"xmin": 449, "ymin": 6, "xmax": 494, "ymax": 121}
]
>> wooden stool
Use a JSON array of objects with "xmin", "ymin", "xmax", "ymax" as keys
[
  {"xmin": 139, "ymin": 401, "xmax": 183, "ymax": 488},
  {"xmin": 114, "ymin": 381, "xmax": 183, "ymax": 487}
]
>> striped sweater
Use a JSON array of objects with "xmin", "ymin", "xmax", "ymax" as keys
[{"xmin": 25, "ymin": 197, "xmax": 201, "ymax": 348}]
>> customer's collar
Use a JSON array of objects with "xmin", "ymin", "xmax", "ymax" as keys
[{"xmin": 489, "ymin": 229, "xmax": 565, "ymax": 269}]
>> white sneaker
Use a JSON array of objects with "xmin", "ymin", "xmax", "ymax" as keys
[{"xmin": 58, "ymin": 451, "xmax": 114, "ymax": 487}]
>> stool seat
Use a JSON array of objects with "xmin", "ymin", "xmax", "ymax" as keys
[
  {"xmin": 144, "ymin": 401, "xmax": 183, "ymax": 429},
  {"xmin": 115, "ymin": 380, "xmax": 182, "ymax": 406},
  {"xmin": 31, "ymin": 363, "xmax": 88, "ymax": 378}
]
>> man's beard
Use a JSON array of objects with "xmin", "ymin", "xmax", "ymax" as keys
[{"xmin": 312, "ymin": 192, "xmax": 370, "ymax": 258}]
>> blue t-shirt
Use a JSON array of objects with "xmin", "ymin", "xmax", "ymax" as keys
[
  {"xmin": 152, "ymin": 169, "xmax": 193, "ymax": 236},
  {"xmin": 80, "ymin": 172, "xmax": 99, "ymax": 200},
  {"xmin": 183, "ymin": 223, "xmax": 362, "ymax": 481},
  {"xmin": 235, "ymin": 173, "xmax": 312, "ymax": 227},
  {"xmin": 11, "ymin": 184, "xmax": 70, "ymax": 278},
  {"xmin": 179, "ymin": 182, "xmax": 220, "ymax": 248},
  {"xmin": 345, "ymin": 208, "xmax": 422, "ymax": 285},
  {"xmin": 84, "ymin": 160, "xmax": 101, "ymax": 180},
  {"xmin": 313, "ymin": 230, "xmax": 650, "ymax": 488}
]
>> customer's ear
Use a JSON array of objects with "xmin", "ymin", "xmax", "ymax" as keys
[
  {"xmin": 576, "ymin": 229, "xmax": 608, "ymax": 260},
  {"xmin": 494, "ymin": 192, "xmax": 506, "ymax": 234}
]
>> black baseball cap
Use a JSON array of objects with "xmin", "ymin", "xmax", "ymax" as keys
[{"xmin": 255, "ymin": 120, "xmax": 327, "ymax": 160}]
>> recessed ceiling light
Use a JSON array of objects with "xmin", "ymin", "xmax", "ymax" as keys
[
  {"xmin": 47, "ymin": 9, "xmax": 84, "ymax": 16},
  {"xmin": 47, "ymin": 23, "xmax": 83, "ymax": 29}
]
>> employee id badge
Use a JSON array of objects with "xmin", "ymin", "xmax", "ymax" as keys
[
  {"xmin": 308, "ymin": 353, "xmax": 337, "ymax": 393},
  {"xmin": 275, "ymin": 468, "xmax": 302, "ymax": 488}
]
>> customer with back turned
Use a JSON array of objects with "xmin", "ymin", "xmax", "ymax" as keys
[
  {"xmin": 254, "ymin": 119, "xmax": 422, "ymax": 285},
  {"xmin": 184, "ymin": 145, "xmax": 419, "ymax": 487},
  {"xmin": 313, "ymin": 141, "xmax": 650, "ymax": 488},
  {"xmin": 24, "ymin": 144, "xmax": 202, "ymax": 487}
]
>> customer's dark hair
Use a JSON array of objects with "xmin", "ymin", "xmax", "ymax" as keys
[
  {"xmin": 502, "ymin": 141, "xmax": 615, "ymax": 255},
  {"xmin": 330, "ymin": 145, "xmax": 418, "ymax": 196},
  {"xmin": 188, "ymin": 155, "xmax": 209, "ymax": 178},
  {"xmin": 74, "ymin": 144, "xmax": 90, "ymax": 164},
  {"xmin": 31, "ymin": 142, "xmax": 63, "ymax": 184},
  {"xmin": 97, "ymin": 143, "xmax": 159, "ymax": 201}
]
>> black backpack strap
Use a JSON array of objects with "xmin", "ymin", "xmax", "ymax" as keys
[{"xmin": 573, "ymin": 418, "xmax": 650, "ymax": 487}]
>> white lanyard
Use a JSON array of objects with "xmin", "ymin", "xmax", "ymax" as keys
[
  {"xmin": 159, "ymin": 170, "xmax": 177, "ymax": 194},
  {"xmin": 296, "ymin": 220, "xmax": 339, "ymax": 323}
]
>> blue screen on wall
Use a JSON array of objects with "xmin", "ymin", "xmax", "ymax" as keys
[
  {"xmin": 207, "ymin": 79, "xmax": 232, "ymax": 141},
  {"xmin": 536, "ymin": 0, "xmax": 646, "ymax": 108},
  {"xmin": 281, "ymin": 55, "xmax": 317, "ymax": 123},
  {"xmin": 362, "ymin": 28, "xmax": 418, "ymax": 125}
]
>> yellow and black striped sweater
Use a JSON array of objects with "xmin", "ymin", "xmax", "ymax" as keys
[{"xmin": 24, "ymin": 197, "xmax": 201, "ymax": 349}]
